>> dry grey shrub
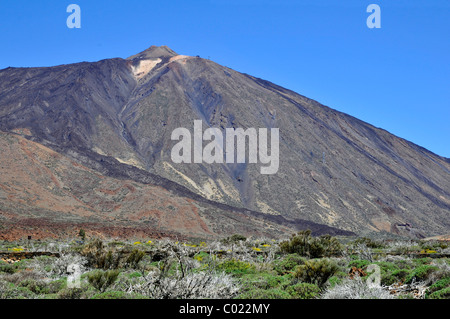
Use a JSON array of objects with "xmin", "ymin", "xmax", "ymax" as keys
[
  {"xmin": 385, "ymin": 240, "xmax": 418, "ymax": 254},
  {"xmin": 219, "ymin": 238, "xmax": 278, "ymax": 264},
  {"xmin": 123, "ymin": 241, "xmax": 239, "ymax": 299},
  {"xmin": 2, "ymin": 269, "xmax": 43, "ymax": 285},
  {"xmin": 428, "ymin": 259, "xmax": 450, "ymax": 283},
  {"xmin": 380, "ymin": 254, "xmax": 411, "ymax": 263},
  {"xmin": 126, "ymin": 269, "xmax": 239, "ymax": 299},
  {"xmin": 321, "ymin": 276, "xmax": 394, "ymax": 299},
  {"xmin": 441, "ymin": 245, "xmax": 450, "ymax": 254},
  {"xmin": 0, "ymin": 270, "xmax": 50, "ymax": 299},
  {"xmin": 387, "ymin": 279, "xmax": 428, "ymax": 299},
  {"xmin": 32, "ymin": 241, "xmax": 71, "ymax": 253},
  {"xmin": 30, "ymin": 253, "xmax": 89, "ymax": 278},
  {"xmin": 349, "ymin": 243, "xmax": 374, "ymax": 262}
]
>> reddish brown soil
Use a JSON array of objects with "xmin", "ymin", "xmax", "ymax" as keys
[{"xmin": 0, "ymin": 131, "xmax": 295, "ymax": 241}]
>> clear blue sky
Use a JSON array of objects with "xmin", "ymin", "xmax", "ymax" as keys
[{"xmin": 1, "ymin": 0, "xmax": 449, "ymax": 157}]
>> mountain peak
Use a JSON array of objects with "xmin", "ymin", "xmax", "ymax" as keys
[{"xmin": 127, "ymin": 45, "xmax": 178, "ymax": 60}]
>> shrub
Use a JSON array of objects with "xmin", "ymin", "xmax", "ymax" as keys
[
  {"xmin": 287, "ymin": 283, "xmax": 320, "ymax": 299},
  {"xmin": 236, "ymin": 288, "xmax": 291, "ymax": 299},
  {"xmin": 81, "ymin": 239, "xmax": 144, "ymax": 270},
  {"xmin": 273, "ymin": 254, "xmax": 306, "ymax": 275},
  {"xmin": 222, "ymin": 234, "xmax": 247, "ymax": 244},
  {"xmin": 374, "ymin": 261, "xmax": 400, "ymax": 286},
  {"xmin": 427, "ymin": 287, "xmax": 450, "ymax": 299},
  {"xmin": 78, "ymin": 229, "xmax": 86, "ymax": 242},
  {"xmin": 327, "ymin": 276, "xmax": 343, "ymax": 288},
  {"xmin": 194, "ymin": 252, "xmax": 209, "ymax": 262},
  {"xmin": 388, "ymin": 240, "xmax": 420, "ymax": 255},
  {"xmin": 125, "ymin": 249, "xmax": 145, "ymax": 269},
  {"xmin": 419, "ymin": 240, "xmax": 448, "ymax": 252},
  {"xmin": 425, "ymin": 278, "xmax": 450, "ymax": 298},
  {"xmin": 261, "ymin": 274, "xmax": 286, "ymax": 289},
  {"xmin": 413, "ymin": 257, "xmax": 433, "ymax": 266},
  {"xmin": 18, "ymin": 279, "xmax": 51, "ymax": 295},
  {"xmin": 57, "ymin": 287, "xmax": 84, "ymax": 299},
  {"xmin": 280, "ymin": 230, "xmax": 342, "ymax": 258},
  {"xmin": 47, "ymin": 279, "xmax": 67, "ymax": 294},
  {"xmin": 405, "ymin": 265, "xmax": 438, "ymax": 284},
  {"xmin": 0, "ymin": 280, "xmax": 35, "ymax": 299},
  {"xmin": 81, "ymin": 239, "xmax": 121, "ymax": 269},
  {"xmin": 128, "ymin": 271, "xmax": 143, "ymax": 279},
  {"xmin": 31, "ymin": 253, "xmax": 88, "ymax": 278},
  {"xmin": 239, "ymin": 273, "xmax": 290, "ymax": 292},
  {"xmin": 293, "ymin": 258, "xmax": 338, "ymax": 288},
  {"xmin": 0, "ymin": 263, "xmax": 16, "ymax": 274},
  {"xmin": 321, "ymin": 276, "xmax": 393, "ymax": 299},
  {"xmin": 348, "ymin": 259, "xmax": 371, "ymax": 270},
  {"xmin": 87, "ymin": 269, "xmax": 120, "ymax": 292},
  {"xmin": 3, "ymin": 270, "xmax": 43, "ymax": 285},
  {"xmin": 353, "ymin": 237, "xmax": 386, "ymax": 249},
  {"xmin": 347, "ymin": 260, "xmax": 411, "ymax": 286},
  {"xmin": 428, "ymin": 260, "xmax": 450, "ymax": 283},
  {"xmin": 386, "ymin": 269, "xmax": 412, "ymax": 285},
  {"xmin": 216, "ymin": 259, "xmax": 255, "ymax": 276},
  {"xmin": 128, "ymin": 271, "xmax": 239, "ymax": 299},
  {"xmin": 91, "ymin": 291, "xmax": 147, "ymax": 299},
  {"xmin": 150, "ymin": 248, "xmax": 170, "ymax": 262}
]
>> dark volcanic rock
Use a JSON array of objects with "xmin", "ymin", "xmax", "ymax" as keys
[{"xmin": 0, "ymin": 45, "xmax": 449, "ymax": 238}]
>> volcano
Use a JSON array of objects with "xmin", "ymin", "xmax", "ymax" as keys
[{"xmin": 0, "ymin": 45, "xmax": 448, "ymax": 240}]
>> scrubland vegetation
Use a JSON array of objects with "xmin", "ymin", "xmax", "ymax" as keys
[{"xmin": 0, "ymin": 231, "xmax": 449, "ymax": 299}]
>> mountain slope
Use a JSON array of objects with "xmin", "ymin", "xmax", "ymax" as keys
[
  {"xmin": 0, "ymin": 45, "xmax": 448, "ymax": 238},
  {"xmin": 1, "ymin": 130, "xmax": 354, "ymax": 240}
]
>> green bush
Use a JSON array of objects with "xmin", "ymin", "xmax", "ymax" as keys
[
  {"xmin": 228, "ymin": 234, "xmax": 247, "ymax": 243},
  {"xmin": 287, "ymin": 283, "xmax": 320, "ymax": 299},
  {"xmin": 347, "ymin": 260, "xmax": 412, "ymax": 286},
  {"xmin": 0, "ymin": 281, "xmax": 35, "ymax": 299},
  {"xmin": 81, "ymin": 239, "xmax": 123, "ymax": 269},
  {"xmin": 374, "ymin": 261, "xmax": 400, "ymax": 286},
  {"xmin": 425, "ymin": 278, "xmax": 450, "ymax": 298},
  {"xmin": 392, "ymin": 258, "xmax": 412, "ymax": 271},
  {"xmin": 80, "ymin": 239, "xmax": 145, "ymax": 270},
  {"xmin": 236, "ymin": 288, "xmax": 291, "ymax": 299},
  {"xmin": 127, "ymin": 271, "xmax": 143, "ymax": 279},
  {"xmin": 0, "ymin": 263, "xmax": 16, "ymax": 274},
  {"xmin": 193, "ymin": 251, "xmax": 210, "ymax": 263},
  {"xmin": 87, "ymin": 269, "xmax": 120, "ymax": 292},
  {"xmin": 216, "ymin": 259, "xmax": 255, "ymax": 276},
  {"xmin": 91, "ymin": 291, "xmax": 147, "ymax": 299},
  {"xmin": 419, "ymin": 240, "xmax": 448, "ymax": 251},
  {"xmin": 427, "ymin": 287, "xmax": 450, "ymax": 299},
  {"xmin": 18, "ymin": 278, "xmax": 62, "ymax": 295},
  {"xmin": 353, "ymin": 237, "xmax": 386, "ymax": 249},
  {"xmin": 47, "ymin": 279, "xmax": 66, "ymax": 293},
  {"xmin": 293, "ymin": 258, "xmax": 338, "ymax": 288},
  {"xmin": 18, "ymin": 279, "xmax": 51, "ymax": 295},
  {"xmin": 348, "ymin": 259, "xmax": 371, "ymax": 270},
  {"xmin": 327, "ymin": 276, "xmax": 343, "ymax": 288},
  {"xmin": 326, "ymin": 270, "xmax": 348, "ymax": 288},
  {"xmin": 273, "ymin": 254, "xmax": 306, "ymax": 275},
  {"xmin": 240, "ymin": 273, "xmax": 290, "ymax": 292},
  {"xmin": 413, "ymin": 257, "xmax": 433, "ymax": 266},
  {"xmin": 125, "ymin": 249, "xmax": 145, "ymax": 268},
  {"xmin": 78, "ymin": 229, "xmax": 86, "ymax": 242},
  {"xmin": 280, "ymin": 230, "xmax": 342, "ymax": 258},
  {"xmin": 386, "ymin": 269, "xmax": 412, "ymax": 285},
  {"xmin": 57, "ymin": 287, "xmax": 84, "ymax": 299},
  {"xmin": 405, "ymin": 265, "xmax": 438, "ymax": 284}
]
